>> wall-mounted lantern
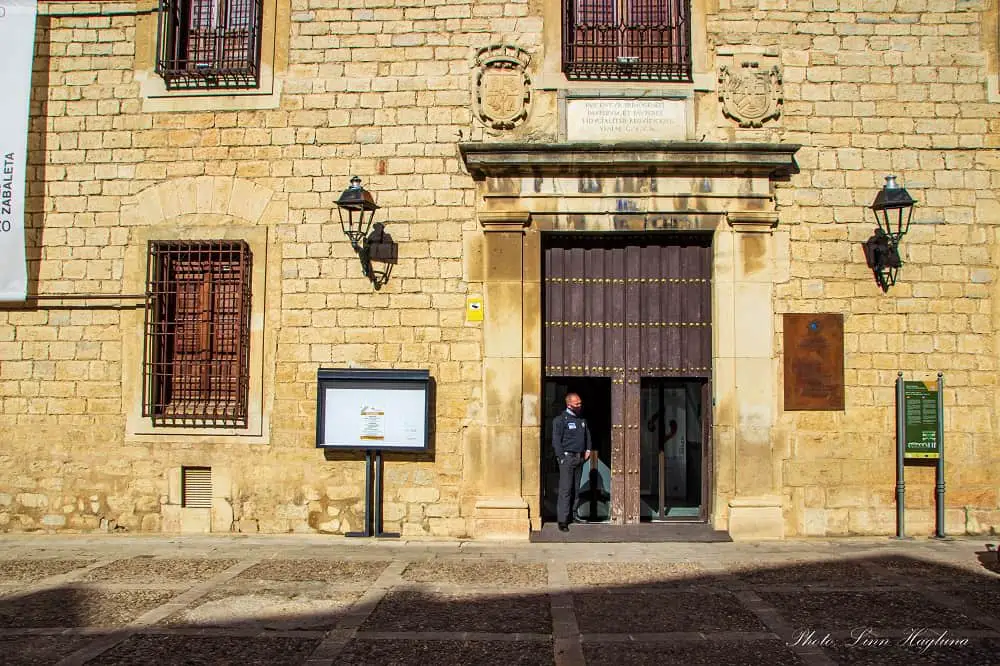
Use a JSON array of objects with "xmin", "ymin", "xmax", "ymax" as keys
[
  {"xmin": 336, "ymin": 176, "xmax": 379, "ymax": 252},
  {"xmin": 335, "ymin": 177, "xmax": 398, "ymax": 290},
  {"xmin": 863, "ymin": 175, "xmax": 916, "ymax": 292}
]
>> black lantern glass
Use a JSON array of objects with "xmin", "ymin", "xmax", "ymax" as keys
[
  {"xmin": 335, "ymin": 176, "xmax": 379, "ymax": 251},
  {"xmin": 870, "ymin": 174, "xmax": 915, "ymax": 242}
]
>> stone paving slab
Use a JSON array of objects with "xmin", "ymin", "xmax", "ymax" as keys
[
  {"xmin": 582, "ymin": 639, "xmax": 805, "ymax": 666},
  {"xmin": 86, "ymin": 634, "xmax": 321, "ymax": 665},
  {"xmin": 728, "ymin": 559, "xmax": 883, "ymax": 587},
  {"xmin": 401, "ymin": 559, "xmax": 548, "ymax": 587},
  {"xmin": 0, "ymin": 559, "xmax": 94, "ymax": 585},
  {"xmin": 948, "ymin": 588, "xmax": 1000, "ymax": 621},
  {"xmin": 820, "ymin": 638, "xmax": 1000, "ymax": 666},
  {"xmin": 211, "ymin": 579, "xmax": 369, "ymax": 594},
  {"xmin": 159, "ymin": 588, "xmax": 362, "ymax": 631},
  {"xmin": 0, "ymin": 588, "xmax": 176, "ymax": 628},
  {"xmin": 869, "ymin": 555, "xmax": 1000, "ymax": 588},
  {"xmin": 566, "ymin": 561, "xmax": 706, "ymax": 587},
  {"xmin": 362, "ymin": 590, "xmax": 552, "ymax": 634},
  {"xmin": 0, "ymin": 634, "xmax": 106, "ymax": 666},
  {"xmin": 574, "ymin": 590, "xmax": 767, "ymax": 634},
  {"xmin": 238, "ymin": 559, "xmax": 389, "ymax": 583},
  {"xmin": 759, "ymin": 590, "xmax": 990, "ymax": 631},
  {"xmin": 0, "ymin": 534, "xmax": 989, "ymax": 561},
  {"xmin": 336, "ymin": 638, "xmax": 554, "ymax": 666},
  {"xmin": 82, "ymin": 558, "xmax": 238, "ymax": 583}
]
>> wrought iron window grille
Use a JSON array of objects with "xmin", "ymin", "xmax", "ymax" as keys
[
  {"xmin": 562, "ymin": 0, "xmax": 693, "ymax": 82},
  {"xmin": 143, "ymin": 241, "xmax": 252, "ymax": 428},
  {"xmin": 155, "ymin": 0, "xmax": 263, "ymax": 90}
]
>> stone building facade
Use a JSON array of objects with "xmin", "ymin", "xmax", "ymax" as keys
[{"xmin": 0, "ymin": 0, "xmax": 998, "ymax": 539}]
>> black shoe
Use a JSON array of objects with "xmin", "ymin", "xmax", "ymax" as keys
[{"xmin": 558, "ymin": 523, "xmax": 569, "ymax": 532}]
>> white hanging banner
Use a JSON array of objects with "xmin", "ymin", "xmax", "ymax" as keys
[{"xmin": 0, "ymin": 0, "xmax": 37, "ymax": 301}]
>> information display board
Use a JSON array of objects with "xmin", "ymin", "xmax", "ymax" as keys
[
  {"xmin": 894, "ymin": 373, "xmax": 945, "ymax": 539},
  {"xmin": 316, "ymin": 369, "xmax": 430, "ymax": 451},
  {"xmin": 903, "ymin": 380, "xmax": 939, "ymax": 459}
]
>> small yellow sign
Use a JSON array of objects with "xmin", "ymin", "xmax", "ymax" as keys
[{"xmin": 466, "ymin": 297, "xmax": 484, "ymax": 322}]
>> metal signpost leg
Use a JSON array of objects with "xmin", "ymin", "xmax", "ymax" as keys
[
  {"xmin": 346, "ymin": 450, "xmax": 374, "ymax": 537},
  {"xmin": 373, "ymin": 450, "xmax": 382, "ymax": 537},
  {"xmin": 934, "ymin": 373, "xmax": 946, "ymax": 539},
  {"xmin": 374, "ymin": 450, "xmax": 400, "ymax": 538},
  {"xmin": 895, "ymin": 372, "xmax": 905, "ymax": 539}
]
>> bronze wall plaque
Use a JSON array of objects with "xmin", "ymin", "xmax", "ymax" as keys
[{"xmin": 783, "ymin": 313, "xmax": 845, "ymax": 411}]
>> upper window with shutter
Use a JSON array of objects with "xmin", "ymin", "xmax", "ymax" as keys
[
  {"xmin": 156, "ymin": 0, "xmax": 264, "ymax": 90},
  {"xmin": 563, "ymin": 0, "xmax": 692, "ymax": 82},
  {"xmin": 143, "ymin": 241, "xmax": 252, "ymax": 428}
]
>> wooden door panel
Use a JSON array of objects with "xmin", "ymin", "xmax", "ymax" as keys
[
  {"xmin": 638, "ymin": 244, "xmax": 659, "ymax": 373},
  {"xmin": 624, "ymin": 245, "xmax": 642, "ymax": 523},
  {"xmin": 606, "ymin": 247, "xmax": 626, "ymax": 524},
  {"xmin": 610, "ymin": 375, "xmax": 625, "ymax": 523},
  {"xmin": 606, "ymin": 248, "xmax": 626, "ymax": 376},
  {"xmin": 566, "ymin": 248, "xmax": 586, "ymax": 367},
  {"xmin": 544, "ymin": 245, "xmax": 628, "ymax": 378},
  {"xmin": 584, "ymin": 249, "xmax": 606, "ymax": 371}
]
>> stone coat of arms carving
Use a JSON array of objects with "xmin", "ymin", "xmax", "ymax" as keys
[
  {"xmin": 718, "ymin": 59, "xmax": 782, "ymax": 128},
  {"xmin": 473, "ymin": 44, "xmax": 532, "ymax": 131}
]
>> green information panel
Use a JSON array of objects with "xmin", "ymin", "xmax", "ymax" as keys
[{"xmin": 904, "ymin": 380, "xmax": 939, "ymax": 459}]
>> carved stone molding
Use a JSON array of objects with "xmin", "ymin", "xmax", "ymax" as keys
[
  {"xmin": 472, "ymin": 44, "xmax": 532, "ymax": 132},
  {"xmin": 459, "ymin": 141, "xmax": 800, "ymax": 179},
  {"xmin": 718, "ymin": 55, "xmax": 783, "ymax": 128},
  {"xmin": 727, "ymin": 210, "xmax": 780, "ymax": 233},
  {"xmin": 479, "ymin": 210, "xmax": 531, "ymax": 232}
]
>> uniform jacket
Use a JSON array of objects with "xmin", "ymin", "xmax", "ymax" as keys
[{"xmin": 552, "ymin": 409, "xmax": 592, "ymax": 457}]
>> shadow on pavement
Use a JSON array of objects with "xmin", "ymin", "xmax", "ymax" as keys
[{"xmin": 0, "ymin": 550, "xmax": 998, "ymax": 665}]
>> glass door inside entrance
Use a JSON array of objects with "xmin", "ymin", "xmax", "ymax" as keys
[
  {"xmin": 639, "ymin": 379, "xmax": 705, "ymax": 521},
  {"xmin": 541, "ymin": 378, "xmax": 612, "ymax": 523}
]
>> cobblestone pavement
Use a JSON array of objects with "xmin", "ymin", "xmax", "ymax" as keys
[{"xmin": 0, "ymin": 535, "xmax": 998, "ymax": 665}]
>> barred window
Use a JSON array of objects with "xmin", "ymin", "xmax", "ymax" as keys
[
  {"xmin": 143, "ymin": 241, "xmax": 252, "ymax": 428},
  {"xmin": 563, "ymin": 0, "xmax": 692, "ymax": 82},
  {"xmin": 156, "ymin": 0, "xmax": 263, "ymax": 90}
]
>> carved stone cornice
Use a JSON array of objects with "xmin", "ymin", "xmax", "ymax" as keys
[
  {"xmin": 478, "ymin": 210, "xmax": 531, "ymax": 232},
  {"xmin": 727, "ymin": 210, "xmax": 780, "ymax": 233},
  {"xmin": 459, "ymin": 141, "xmax": 800, "ymax": 180}
]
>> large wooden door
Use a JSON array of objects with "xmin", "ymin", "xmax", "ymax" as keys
[{"xmin": 543, "ymin": 233, "xmax": 712, "ymax": 524}]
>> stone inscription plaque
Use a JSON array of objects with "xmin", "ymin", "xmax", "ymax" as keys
[
  {"xmin": 566, "ymin": 98, "xmax": 687, "ymax": 141},
  {"xmin": 783, "ymin": 313, "xmax": 844, "ymax": 411}
]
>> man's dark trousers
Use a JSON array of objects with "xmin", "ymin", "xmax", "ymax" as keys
[{"xmin": 557, "ymin": 452, "xmax": 584, "ymax": 525}]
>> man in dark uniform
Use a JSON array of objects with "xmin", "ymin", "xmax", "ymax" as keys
[{"xmin": 551, "ymin": 392, "xmax": 592, "ymax": 531}]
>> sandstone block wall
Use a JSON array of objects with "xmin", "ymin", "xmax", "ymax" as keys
[
  {"xmin": 0, "ymin": 0, "xmax": 545, "ymax": 537},
  {"xmin": 709, "ymin": 0, "xmax": 1000, "ymax": 535},
  {"xmin": 0, "ymin": 0, "xmax": 998, "ymax": 538}
]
